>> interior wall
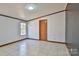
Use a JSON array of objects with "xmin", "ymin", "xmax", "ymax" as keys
[
  {"xmin": 28, "ymin": 19, "xmax": 39, "ymax": 39},
  {"xmin": 47, "ymin": 11, "xmax": 65, "ymax": 42},
  {"xmin": 28, "ymin": 11, "xmax": 65, "ymax": 42},
  {"xmin": 66, "ymin": 3, "xmax": 79, "ymax": 56},
  {"xmin": 0, "ymin": 16, "xmax": 27, "ymax": 45}
]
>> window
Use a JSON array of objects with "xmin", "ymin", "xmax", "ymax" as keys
[{"xmin": 20, "ymin": 23, "xmax": 26, "ymax": 35}]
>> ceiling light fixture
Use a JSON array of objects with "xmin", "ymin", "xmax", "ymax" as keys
[
  {"xmin": 25, "ymin": 4, "xmax": 38, "ymax": 11},
  {"xmin": 28, "ymin": 6, "xmax": 34, "ymax": 10}
]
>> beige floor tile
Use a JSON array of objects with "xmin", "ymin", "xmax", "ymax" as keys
[{"xmin": 0, "ymin": 39, "xmax": 70, "ymax": 56}]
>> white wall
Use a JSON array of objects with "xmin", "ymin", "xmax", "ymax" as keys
[
  {"xmin": 47, "ymin": 12, "xmax": 65, "ymax": 42},
  {"xmin": 0, "ymin": 16, "xmax": 27, "ymax": 45},
  {"xmin": 28, "ymin": 20, "xmax": 39, "ymax": 39},
  {"xmin": 28, "ymin": 11, "xmax": 65, "ymax": 42}
]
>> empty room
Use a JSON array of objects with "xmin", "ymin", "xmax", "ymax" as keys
[{"xmin": 0, "ymin": 3, "xmax": 79, "ymax": 56}]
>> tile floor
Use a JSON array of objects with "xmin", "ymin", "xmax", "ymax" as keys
[{"xmin": 0, "ymin": 39, "xmax": 70, "ymax": 56}]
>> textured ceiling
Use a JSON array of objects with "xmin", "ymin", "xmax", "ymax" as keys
[{"xmin": 0, "ymin": 3, "xmax": 67, "ymax": 20}]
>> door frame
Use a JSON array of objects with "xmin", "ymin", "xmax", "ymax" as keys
[{"xmin": 39, "ymin": 19, "xmax": 47, "ymax": 41}]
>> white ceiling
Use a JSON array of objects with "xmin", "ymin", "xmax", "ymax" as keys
[{"xmin": 0, "ymin": 3, "xmax": 67, "ymax": 20}]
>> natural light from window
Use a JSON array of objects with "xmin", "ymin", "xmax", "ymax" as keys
[{"xmin": 20, "ymin": 23, "xmax": 26, "ymax": 35}]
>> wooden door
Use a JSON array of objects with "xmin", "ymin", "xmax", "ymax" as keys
[{"xmin": 39, "ymin": 20, "xmax": 47, "ymax": 41}]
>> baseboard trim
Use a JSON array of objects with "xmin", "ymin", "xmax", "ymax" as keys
[
  {"xmin": 65, "ymin": 43, "xmax": 72, "ymax": 55},
  {"xmin": 47, "ymin": 41, "xmax": 66, "ymax": 44},
  {"xmin": 27, "ymin": 38, "xmax": 66, "ymax": 44},
  {"xmin": 27, "ymin": 38, "xmax": 39, "ymax": 40},
  {"xmin": 0, "ymin": 38, "xmax": 27, "ymax": 47}
]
